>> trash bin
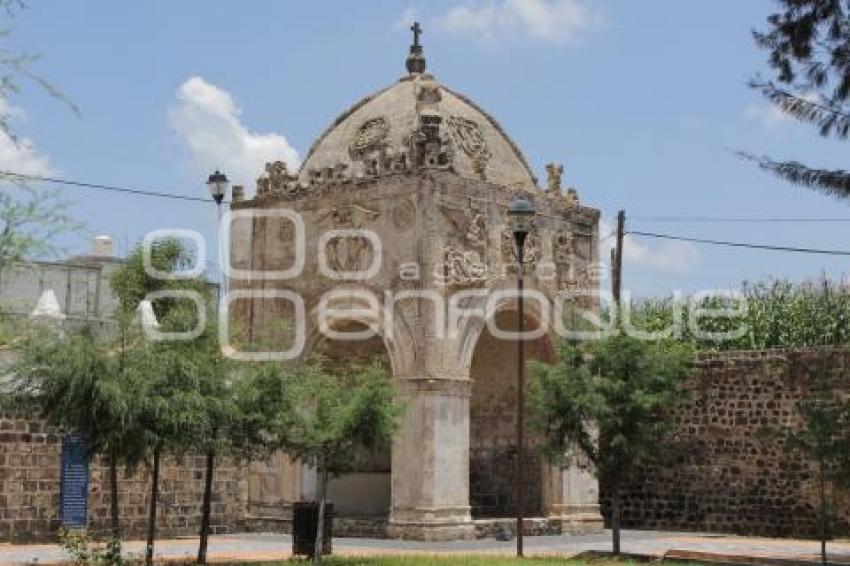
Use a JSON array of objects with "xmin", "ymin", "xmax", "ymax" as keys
[{"xmin": 292, "ymin": 501, "xmax": 333, "ymax": 557}]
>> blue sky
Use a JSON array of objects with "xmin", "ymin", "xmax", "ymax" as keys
[{"xmin": 6, "ymin": 1, "xmax": 850, "ymax": 297}]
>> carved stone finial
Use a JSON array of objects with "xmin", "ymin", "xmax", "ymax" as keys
[
  {"xmin": 546, "ymin": 162, "xmax": 563, "ymax": 193},
  {"xmin": 232, "ymin": 185, "xmax": 244, "ymax": 202},
  {"xmin": 406, "ymin": 21, "xmax": 427, "ymax": 74},
  {"xmin": 565, "ymin": 186, "xmax": 580, "ymax": 207}
]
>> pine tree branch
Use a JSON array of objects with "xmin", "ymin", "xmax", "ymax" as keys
[
  {"xmin": 752, "ymin": 80, "xmax": 850, "ymax": 139},
  {"xmin": 737, "ymin": 151, "xmax": 850, "ymax": 199}
]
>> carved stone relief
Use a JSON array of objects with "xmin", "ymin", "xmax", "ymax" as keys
[
  {"xmin": 501, "ymin": 218, "xmax": 541, "ymax": 267},
  {"xmin": 318, "ymin": 204, "xmax": 381, "ymax": 274},
  {"xmin": 256, "ymin": 160, "xmax": 301, "ymax": 199},
  {"xmin": 436, "ymin": 246, "xmax": 487, "ymax": 287},
  {"xmin": 349, "ymin": 117, "xmax": 390, "ymax": 159},
  {"xmin": 439, "ymin": 199, "xmax": 487, "ymax": 250},
  {"xmin": 437, "ymin": 199, "xmax": 488, "ymax": 287},
  {"xmin": 552, "ymin": 228, "xmax": 573, "ymax": 289},
  {"xmin": 546, "ymin": 163, "xmax": 563, "ymax": 193},
  {"xmin": 447, "ymin": 115, "xmax": 491, "ymax": 177},
  {"xmin": 392, "ymin": 198, "xmax": 416, "ymax": 232}
]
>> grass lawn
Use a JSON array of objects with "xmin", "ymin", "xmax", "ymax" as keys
[{"xmin": 278, "ymin": 558, "xmax": 650, "ymax": 565}]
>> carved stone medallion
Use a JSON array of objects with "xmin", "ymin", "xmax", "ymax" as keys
[
  {"xmin": 349, "ymin": 117, "xmax": 391, "ymax": 159},
  {"xmin": 447, "ymin": 115, "xmax": 491, "ymax": 167},
  {"xmin": 436, "ymin": 246, "xmax": 487, "ymax": 287},
  {"xmin": 392, "ymin": 198, "xmax": 416, "ymax": 231}
]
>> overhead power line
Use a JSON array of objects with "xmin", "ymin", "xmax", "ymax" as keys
[
  {"xmin": 630, "ymin": 215, "xmax": 850, "ymax": 223},
  {"xmin": 0, "ymin": 170, "xmax": 220, "ymax": 204},
  {"xmin": 629, "ymin": 230, "xmax": 850, "ymax": 256}
]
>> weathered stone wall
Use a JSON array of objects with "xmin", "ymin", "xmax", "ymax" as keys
[
  {"xmin": 0, "ymin": 414, "xmax": 246, "ymax": 543},
  {"xmin": 603, "ymin": 347, "xmax": 850, "ymax": 538},
  {"xmin": 469, "ymin": 311, "xmax": 552, "ymax": 518}
]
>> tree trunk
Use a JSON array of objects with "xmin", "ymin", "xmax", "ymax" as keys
[
  {"xmin": 819, "ymin": 458, "xmax": 828, "ymax": 566},
  {"xmin": 314, "ymin": 460, "xmax": 329, "ymax": 564},
  {"xmin": 145, "ymin": 448, "xmax": 161, "ymax": 566},
  {"xmin": 197, "ymin": 449, "xmax": 215, "ymax": 565},
  {"xmin": 611, "ymin": 482, "xmax": 621, "ymax": 555},
  {"xmin": 109, "ymin": 450, "xmax": 121, "ymax": 539}
]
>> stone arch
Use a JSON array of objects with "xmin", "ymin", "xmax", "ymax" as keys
[
  {"xmin": 300, "ymin": 287, "xmax": 418, "ymax": 377},
  {"xmin": 454, "ymin": 281, "xmax": 556, "ymax": 377},
  {"xmin": 291, "ymin": 290, "xmax": 418, "ymax": 519},
  {"xmin": 460, "ymin": 282, "xmax": 558, "ymax": 519}
]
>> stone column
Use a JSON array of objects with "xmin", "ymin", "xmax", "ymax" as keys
[
  {"xmin": 543, "ymin": 459, "xmax": 603, "ymax": 534},
  {"xmin": 387, "ymin": 377, "xmax": 476, "ymax": 541}
]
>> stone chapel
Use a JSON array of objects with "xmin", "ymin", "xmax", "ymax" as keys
[{"xmin": 228, "ymin": 26, "xmax": 603, "ymax": 540}]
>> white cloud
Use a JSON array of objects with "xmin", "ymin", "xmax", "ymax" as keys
[
  {"xmin": 170, "ymin": 76, "xmax": 299, "ymax": 192},
  {"xmin": 601, "ymin": 219, "xmax": 699, "ymax": 275},
  {"xmin": 436, "ymin": 0, "xmax": 604, "ymax": 45},
  {"xmin": 0, "ymin": 98, "xmax": 52, "ymax": 178}
]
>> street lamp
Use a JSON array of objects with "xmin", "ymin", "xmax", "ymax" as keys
[
  {"xmin": 206, "ymin": 170, "xmax": 230, "ymax": 306},
  {"xmin": 206, "ymin": 170, "xmax": 229, "ymax": 206},
  {"xmin": 507, "ymin": 193, "xmax": 535, "ymax": 558}
]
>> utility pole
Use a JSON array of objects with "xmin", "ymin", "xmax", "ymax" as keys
[{"xmin": 612, "ymin": 210, "xmax": 625, "ymax": 305}]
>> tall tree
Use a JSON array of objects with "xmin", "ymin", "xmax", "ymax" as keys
[
  {"xmin": 528, "ymin": 336, "xmax": 693, "ymax": 554},
  {"xmin": 109, "ymin": 239, "xmax": 210, "ymax": 566},
  {"xmin": 743, "ymin": 0, "xmax": 850, "ymax": 197}
]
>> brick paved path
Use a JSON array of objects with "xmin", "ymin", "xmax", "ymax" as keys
[{"xmin": 0, "ymin": 530, "xmax": 848, "ymax": 564}]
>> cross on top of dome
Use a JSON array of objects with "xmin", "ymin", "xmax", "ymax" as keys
[
  {"xmin": 406, "ymin": 21, "xmax": 427, "ymax": 74},
  {"xmin": 411, "ymin": 22, "xmax": 422, "ymax": 47}
]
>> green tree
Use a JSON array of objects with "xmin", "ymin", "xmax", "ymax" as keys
[
  {"xmin": 5, "ymin": 323, "xmax": 143, "ymax": 547},
  {"xmin": 255, "ymin": 361, "xmax": 401, "ymax": 563},
  {"xmin": 742, "ymin": 0, "xmax": 850, "ymax": 196},
  {"xmin": 0, "ymin": 0, "xmax": 80, "ymax": 269},
  {"xmin": 109, "ymin": 239, "xmax": 210, "ymax": 566},
  {"xmin": 784, "ymin": 359, "xmax": 850, "ymax": 566},
  {"xmin": 0, "ymin": 186, "xmax": 81, "ymax": 269},
  {"xmin": 528, "ymin": 336, "xmax": 693, "ymax": 554}
]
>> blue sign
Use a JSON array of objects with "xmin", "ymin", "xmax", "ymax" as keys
[{"xmin": 60, "ymin": 435, "xmax": 89, "ymax": 528}]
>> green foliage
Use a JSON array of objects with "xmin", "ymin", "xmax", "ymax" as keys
[
  {"xmin": 744, "ymin": 0, "xmax": 850, "ymax": 196},
  {"xmin": 623, "ymin": 277, "xmax": 850, "ymax": 350},
  {"xmin": 0, "ymin": 185, "xmax": 82, "ymax": 268},
  {"xmin": 110, "ymin": 239, "xmax": 208, "ymax": 318},
  {"xmin": 528, "ymin": 336, "xmax": 694, "ymax": 483},
  {"xmin": 261, "ymin": 361, "xmax": 401, "ymax": 476},
  {"xmin": 6, "ymin": 324, "xmax": 144, "ymax": 463},
  {"xmin": 0, "ymin": 3, "xmax": 81, "ymax": 267},
  {"xmin": 58, "ymin": 529, "xmax": 134, "ymax": 566},
  {"xmin": 528, "ymin": 335, "xmax": 693, "ymax": 553}
]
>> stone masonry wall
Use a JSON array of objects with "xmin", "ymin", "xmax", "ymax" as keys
[
  {"xmin": 0, "ymin": 414, "xmax": 247, "ymax": 543},
  {"xmin": 603, "ymin": 347, "xmax": 850, "ymax": 538}
]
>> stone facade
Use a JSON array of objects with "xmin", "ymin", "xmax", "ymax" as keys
[
  {"xmin": 603, "ymin": 348, "xmax": 850, "ymax": 538},
  {"xmin": 227, "ymin": 33, "xmax": 604, "ymax": 541}
]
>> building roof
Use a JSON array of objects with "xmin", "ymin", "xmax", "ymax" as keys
[{"xmin": 297, "ymin": 40, "xmax": 538, "ymax": 188}]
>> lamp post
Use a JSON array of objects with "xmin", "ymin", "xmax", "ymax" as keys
[
  {"xmin": 200, "ymin": 170, "xmax": 229, "ymax": 565},
  {"xmin": 206, "ymin": 170, "xmax": 230, "ymax": 303},
  {"xmin": 507, "ymin": 194, "xmax": 535, "ymax": 557}
]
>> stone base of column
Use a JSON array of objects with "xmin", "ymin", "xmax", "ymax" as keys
[
  {"xmin": 550, "ymin": 504, "xmax": 604, "ymax": 535},
  {"xmin": 387, "ymin": 507, "xmax": 476, "ymax": 541}
]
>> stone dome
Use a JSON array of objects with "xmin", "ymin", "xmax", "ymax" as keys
[{"xmin": 298, "ymin": 72, "xmax": 538, "ymax": 188}]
